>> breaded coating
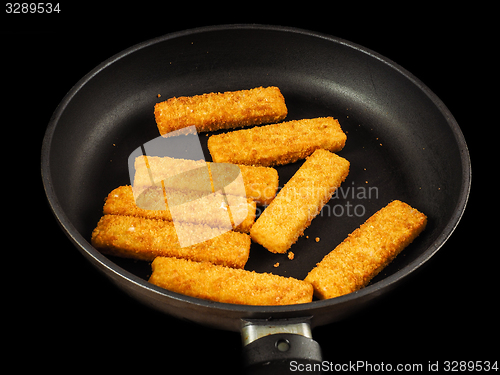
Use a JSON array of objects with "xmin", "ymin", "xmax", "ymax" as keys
[
  {"xmin": 134, "ymin": 156, "xmax": 279, "ymax": 205},
  {"xmin": 208, "ymin": 117, "xmax": 347, "ymax": 167},
  {"xmin": 133, "ymin": 155, "xmax": 210, "ymax": 195},
  {"xmin": 149, "ymin": 257, "xmax": 313, "ymax": 305},
  {"xmin": 154, "ymin": 86, "xmax": 287, "ymax": 135},
  {"xmin": 304, "ymin": 200, "xmax": 427, "ymax": 299},
  {"xmin": 213, "ymin": 163, "xmax": 278, "ymax": 206},
  {"xmin": 91, "ymin": 215, "xmax": 250, "ymax": 268},
  {"xmin": 103, "ymin": 185, "xmax": 256, "ymax": 233},
  {"xmin": 250, "ymin": 149, "xmax": 350, "ymax": 254}
]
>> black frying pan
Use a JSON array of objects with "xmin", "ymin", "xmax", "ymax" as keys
[{"xmin": 41, "ymin": 24, "xmax": 470, "ymax": 371}]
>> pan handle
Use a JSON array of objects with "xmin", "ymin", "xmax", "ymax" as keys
[{"xmin": 241, "ymin": 317, "xmax": 322, "ymax": 374}]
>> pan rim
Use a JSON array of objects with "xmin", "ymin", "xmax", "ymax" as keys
[{"xmin": 41, "ymin": 23, "xmax": 471, "ymax": 320}]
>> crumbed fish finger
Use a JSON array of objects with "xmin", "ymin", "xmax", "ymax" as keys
[
  {"xmin": 102, "ymin": 185, "xmax": 256, "ymax": 233},
  {"xmin": 149, "ymin": 257, "xmax": 313, "ymax": 305},
  {"xmin": 208, "ymin": 117, "xmax": 347, "ymax": 167},
  {"xmin": 134, "ymin": 156, "xmax": 279, "ymax": 206},
  {"xmin": 250, "ymin": 149, "xmax": 350, "ymax": 254},
  {"xmin": 91, "ymin": 215, "xmax": 250, "ymax": 268},
  {"xmin": 154, "ymin": 86, "xmax": 287, "ymax": 134},
  {"xmin": 304, "ymin": 200, "xmax": 427, "ymax": 299}
]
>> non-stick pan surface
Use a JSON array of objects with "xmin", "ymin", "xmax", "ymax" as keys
[{"xmin": 42, "ymin": 25, "xmax": 470, "ymax": 332}]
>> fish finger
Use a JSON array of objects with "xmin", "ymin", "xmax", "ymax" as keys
[
  {"xmin": 149, "ymin": 257, "xmax": 313, "ymax": 305},
  {"xmin": 91, "ymin": 215, "xmax": 250, "ymax": 268},
  {"xmin": 154, "ymin": 86, "xmax": 287, "ymax": 134},
  {"xmin": 134, "ymin": 156, "xmax": 279, "ymax": 205},
  {"xmin": 103, "ymin": 185, "xmax": 256, "ymax": 233},
  {"xmin": 250, "ymin": 149, "xmax": 350, "ymax": 253},
  {"xmin": 304, "ymin": 200, "xmax": 427, "ymax": 299},
  {"xmin": 208, "ymin": 117, "xmax": 346, "ymax": 167}
]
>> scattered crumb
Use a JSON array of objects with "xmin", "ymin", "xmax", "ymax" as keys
[
  {"xmin": 112, "ymin": 143, "xmax": 116, "ymax": 146},
  {"xmin": 315, "ymin": 237, "xmax": 320, "ymax": 242},
  {"xmin": 157, "ymin": 94, "xmax": 161, "ymax": 98},
  {"xmin": 306, "ymin": 235, "xmax": 309, "ymax": 239},
  {"xmin": 288, "ymin": 252, "xmax": 294, "ymax": 260},
  {"xmin": 273, "ymin": 262, "xmax": 280, "ymax": 268}
]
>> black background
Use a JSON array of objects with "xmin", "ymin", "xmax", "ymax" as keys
[{"xmin": 4, "ymin": 5, "xmax": 491, "ymax": 373}]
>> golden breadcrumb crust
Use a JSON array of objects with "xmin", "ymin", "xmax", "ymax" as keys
[
  {"xmin": 208, "ymin": 117, "xmax": 347, "ymax": 167},
  {"xmin": 149, "ymin": 257, "xmax": 313, "ymax": 305},
  {"xmin": 154, "ymin": 86, "xmax": 287, "ymax": 134},
  {"xmin": 103, "ymin": 185, "xmax": 256, "ymax": 233},
  {"xmin": 134, "ymin": 156, "xmax": 279, "ymax": 206},
  {"xmin": 250, "ymin": 149, "xmax": 350, "ymax": 254},
  {"xmin": 304, "ymin": 200, "xmax": 427, "ymax": 299},
  {"xmin": 91, "ymin": 215, "xmax": 250, "ymax": 268}
]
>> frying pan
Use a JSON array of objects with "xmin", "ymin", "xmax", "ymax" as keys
[{"xmin": 41, "ymin": 24, "xmax": 470, "ymax": 370}]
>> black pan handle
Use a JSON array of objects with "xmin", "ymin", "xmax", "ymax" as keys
[{"xmin": 241, "ymin": 317, "xmax": 322, "ymax": 374}]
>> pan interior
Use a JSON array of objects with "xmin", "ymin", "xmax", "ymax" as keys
[{"xmin": 46, "ymin": 26, "xmax": 467, "ymax": 300}]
